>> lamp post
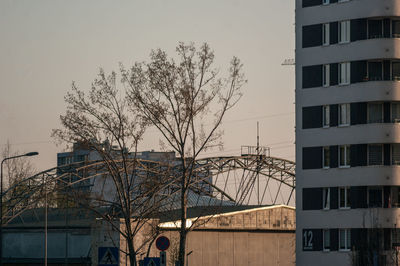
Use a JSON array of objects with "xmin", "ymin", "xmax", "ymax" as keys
[{"xmin": 0, "ymin": 151, "xmax": 38, "ymax": 266}]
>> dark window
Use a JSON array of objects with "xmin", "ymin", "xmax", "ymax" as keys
[
  {"xmin": 303, "ymin": 188, "xmax": 323, "ymax": 210},
  {"xmin": 303, "ymin": 147, "xmax": 323, "ymax": 169},
  {"xmin": 350, "ymin": 144, "xmax": 367, "ymax": 167},
  {"xmin": 303, "ymin": 65, "xmax": 323, "ymax": 88},
  {"xmin": 368, "ymin": 61, "xmax": 383, "ymax": 81},
  {"xmin": 393, "ymin": 61, "xmax": 400, "ymax": 81},
  {"xmin": 329, "ymin": 146, "xmax": 338, "ymax": 168},
  {"xmin": 330, "ymin": 104, "xmax": 338, "ymax": 127},
  {"xmin": 330, "ymin": 187, "xmax": 338, "ymax": 209},
  {"xmin": 330, "ymin": 22, "xmax": 338, "ymax": 44},
  {"xmin": 330, "ymin": 229, "xmax": 339, "ymax": 251},
  {"xmin": 303, "ymin": 24, "xmax": 323, "ymax": 48},
  {"xmin": 383, "ymin": 19, "xmax": 391, "ymax": 38},
  {"xmin": 351, "ymin": 19, "xmax": 367, "ymax": 42},
  {"xmin": 384, "ymin": 102, "xmax": 391, "ymax": 123},
  {"xmin": 368, "ymin": 187, "xmax": 383, "ymax": 207},
  {"xmin": 350, "ymin": 186, "xmax": 367, "ymax": 209},
  {"xmin": 302, "ymin": 106, "xmax": 323, "ymax": 129},
  {"xmin": 368, "ymin": 144, "xmax": 383, "ymax": 165},
  {"xmin": 330, "ymin": 63, "xmax": 338, "ymax": 85},
  {"xmin": 350, "ymin": 102, "xmax": 367, "ymax": 125},
  {"xmin": 368, "ymin": 19, "xmax": 383, "ymax": 39},
  {"xmin": 384, "ymin": 144, "xmax": 391, "ymax": 166},
  {"xmin": 302, "ymin": 0, "xmax": 322, "ymax": 8},
  {"xmin": 393, "ymin": 20, "xmax": 400, "ymax": 38},
  {"xmin": 351, "ymin": 61, "xmax": 367, "ymax": 83},
  {"xmin": 367, "ymin": 103, "xmax": 383, "ymax": 123},
  {"xmin": 384, "ymin": 60, "xmax": 391, "ymax": 81}
]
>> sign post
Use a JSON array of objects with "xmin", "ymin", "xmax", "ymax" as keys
[{"xmin": 155, "ymin": 236, "xmax": 170, "ymax": 266}]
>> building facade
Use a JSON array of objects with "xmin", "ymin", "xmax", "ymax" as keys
[{"xmin": 296, "ymin": 0, "xmax": 400, "ymax": 265}]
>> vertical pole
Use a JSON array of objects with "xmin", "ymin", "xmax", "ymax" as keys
[
  {"xmin": 0, "ymin": 159, "xmax": 4, "ymax": 266},
  {"xmin": 44, "ymin": 176, "xmax": 48, "ymax": 266},
  {"xmin": 257, "ymin": 122, "xmax": 260, "ymax": 205}
]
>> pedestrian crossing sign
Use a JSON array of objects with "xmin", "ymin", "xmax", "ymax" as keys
[{"xmin": 98, "ymin": 247, "xmax": 119, "ymax": 266}]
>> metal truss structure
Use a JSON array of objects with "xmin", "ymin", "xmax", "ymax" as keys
[{"xmin": 2, "ymin": 153, "xmax": 295, "ymax": 225}]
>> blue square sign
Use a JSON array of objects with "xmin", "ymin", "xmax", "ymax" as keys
[{"xmin": 98, "ymin": 247, "xmax": 119, "ymax": 266}]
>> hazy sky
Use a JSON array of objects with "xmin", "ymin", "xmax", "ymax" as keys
[{"xmin": 0, "ymin": 0, "xmax": 295, "ymax": 172}]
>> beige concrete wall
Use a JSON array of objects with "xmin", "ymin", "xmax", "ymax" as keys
[{"xmin": 144, "ymin": 230, "xmax": 295, "ymax": 266}]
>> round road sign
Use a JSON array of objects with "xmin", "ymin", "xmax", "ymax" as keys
[{"xmin": 156, "ymin": 236, "xmax": 170, "ymax": 251}]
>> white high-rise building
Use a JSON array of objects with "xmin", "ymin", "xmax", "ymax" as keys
[{"xmin": 296, "ymin": 0, "xmax": 400, "ymax": 265}]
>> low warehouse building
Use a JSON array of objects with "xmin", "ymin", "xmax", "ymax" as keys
[
  {"xmin": 127, "ymin": 205, "xmax": 295, "ymax": 266},
  {"xmin": 3, "ymin": 205, "xmax": 295, "ymax": 266}
]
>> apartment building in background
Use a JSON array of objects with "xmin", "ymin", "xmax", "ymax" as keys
[{"xmin": 296, "ymin": 0, "xmax": 400, "ymax": 265}]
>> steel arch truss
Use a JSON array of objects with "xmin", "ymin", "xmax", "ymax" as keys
[{"xmin": 2, "ymin": 155, "xmax": 295, "ymax": 225}]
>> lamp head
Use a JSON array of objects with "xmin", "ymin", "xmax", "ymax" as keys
[{"xmin": 25, "ymin": 152, "xmax": 39, "ymax": 157}]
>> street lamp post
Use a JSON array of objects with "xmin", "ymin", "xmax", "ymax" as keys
[{"xmin": 0, "ymin": 151, "xmax": 38, "ymax": 266}]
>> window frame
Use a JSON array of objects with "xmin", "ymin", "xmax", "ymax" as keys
[
  {"xmin": 323, "ymin": 105, "xmax": 330, "ymax": 128},
  {"xmin": 339, "ymin": 186, "xmax": 350, "ymax": 209},
  {"xmin": 323, "ymin": 187, "xmax": 330, "ymax": 210},
  {"xmin": 339, "ymin": 229, "xmax": 351, "ymax": 251},
  {"xmin": 338, "ymin": 20, "xmax": 350, "ymax": 44},
  {"xmin": 338, "ymin": 103, "xmax": 350, "ymax": 126},
  {"xmin": 339, "ymin": 145, "xmax": 350, "ymax": 168},
  {"xmin": 322, "ymin": 23, "xmax": 330, "ymax": 45},
  {"xmin": 323, "ymin": 64, "xmax": 330, "ymax": 87},
  {"xmin": 338, "ymin": 62, "xmax": 350, "ymax": 85},
  {"xmin": 323, "ymin": 229, "xmax": 331, "ymax": 251},
  {"xmin": 323, "ymin": 146, "xmax": 330, "ymax": 169}
]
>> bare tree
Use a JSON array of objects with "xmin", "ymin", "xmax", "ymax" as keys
[
  {"xmin": 122, "ymin": 42, "xmax": 246, "ymax": 265},
  {"xmin": 52, "ymin": 70, "xmax": 171, "ymax": 265}
]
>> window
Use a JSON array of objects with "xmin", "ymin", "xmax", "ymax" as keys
[
  {"xmin": 339, "ymin": 229, "xmax": 351, "ymax": 251},
  {"xmin": 368, "ymin": 19, "xmax": 383, "ymax": 39},
  {"xmin": 392, "ymin": 103, "xmax": 400, "ymax": 122},
  {"xmin": 368, "ymin": 103, "xmax": 383, "ymax": 123},
  {"xmin": 65, "ymin": 156, "xmax": 72, "ymax": 164},
  {"xmin": 339, "ymin": 187, "xmax": 350, "ymax": 208},
  {"xmin": 368, "ymin": 61, "xmax": 383, "ymax": 81},
  {"xmin": 392, "ymin": 229, "xmax": 400, "ymax": 246},
  {"xmin": 323, "ymin": 229, "xmax": 330, "ymax": 251},
  {"xmin": 393, "ymin": 144, "xmax": 400, "ymax": 165},
  {"xmin": 322, "ymin": 0, "xmax": 330, "ymax": 5},
  {"xmin": 339, "ymin": 145, "xmax": 350, "ymax": 167},
  {"xmin": 391, "ymin": 187, "xmax": 400, "ymax": 207},
  {"xmin": 323, "ymin": 64, "xmax": 330, "ymax": 87},
  {"xmin": 339, "ymin": 62, "xmax": 350, "ymax": 85},
  {"xmin": 323, "ymin": 105, "xmax": 330, "ymax": 127},
  {"xmin": 323, "ymin": 24, "xmax": 330, "ymax": 45},
  {"xmin": 323, "ymin": 146, "xmax": 330, "ymax": 168},
  {"xmin": 323, "ymin": 187, "xmax": 330, "ymax": 209},
  {"xmin": 368, "ymin": 187, "xmax": 383, "ymax": 207},
  {"xmin": 392, "ymin": 61, "xmax": 400, "ymax": 81},
  {"xmin": 368, "ymin": 144, "xmax": 383, "ymax": 165},
  {"xmin": 339, "ymin": 104, "xmax": 350, "ymax": 126},
  {"xmin": 393, "ymin": 20, "xmax": 400, "ymax": 38},
  {"xmin": 339, "ymin": 21, "xmax": 350, "ymax": 43}
]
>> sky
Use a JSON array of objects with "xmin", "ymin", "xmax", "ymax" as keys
[{"xmin": 0, "ymin": 0, "xmax": 295, "ymax": 172}]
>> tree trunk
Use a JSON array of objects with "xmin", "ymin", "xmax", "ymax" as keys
[
  {"xmin": 178, "ymin": 166, "xmax": 188, "ymax": 266},
  {"xmin": 127, "ymin": 237, "xmax": 137, "ymax": 266}
]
